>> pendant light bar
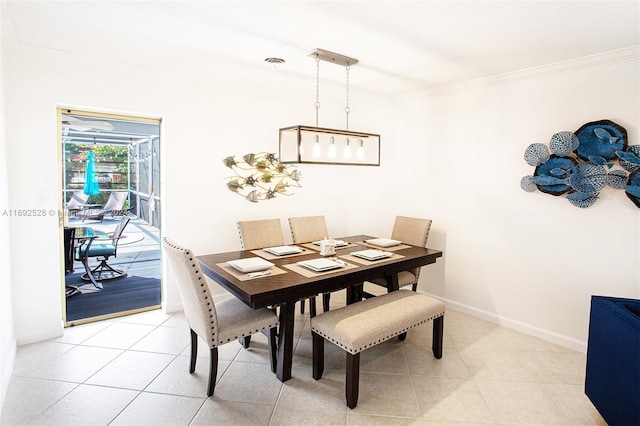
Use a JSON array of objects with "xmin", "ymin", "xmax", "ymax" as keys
[
  {"xmin": 279, "ymin": 48, "xmax": 379, "ymax": 166},
  {"xmin": 279, "ymin": 126, "xmax": 380, "ymax": 166}
]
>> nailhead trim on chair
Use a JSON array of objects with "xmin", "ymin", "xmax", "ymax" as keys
[
  {"xmin": 218, "ymin": 324, "xmax": 279, "ymax": 344},
  {"xmin": 367, "ymin": 218, "xmax": 432, "ymax": 290},
  {"xmin": 237, "ymin": 223, "xmax": 246, "ymax": 249},
  {"xmin": 163, "ymin": 236, "xmax": 280, "ymax": 397},
  {"xmin": 164, "ymin": 239, "xmax": 218, "ymax": 348},
  {"xmin": 165, "ymin": 238, "xmax": 279, "ymax": 346},
  {"xmin": 399, "ymin": 217, "xmax": 431, "ymax": 283}
]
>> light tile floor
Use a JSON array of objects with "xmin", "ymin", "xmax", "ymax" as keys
[{"xmin": 1, "ymin": 290, "xmax": 606, "ymax": 425}]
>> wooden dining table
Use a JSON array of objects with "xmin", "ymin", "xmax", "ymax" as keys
[{"xmin": 197, "ymin": 234, "xmax": 443, "ymax": 382}]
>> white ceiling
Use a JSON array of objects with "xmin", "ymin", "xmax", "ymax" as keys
[{"xmin": 2, "ymin": 0, "xmax": 639, "ymax": 101}]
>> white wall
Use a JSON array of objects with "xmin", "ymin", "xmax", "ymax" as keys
[
  {"xmin": 362, "ymin": 49, "xmax": 640, "ymax": 350},
  {"xmin": 4, "ymin": 46, "xmax": 390, "ymax": 340},
  {"xmin": 0, "ymin": 3, "xmax": 16, "ymax": 413},
  {"xmin": 4, "ymin": 44, "xmax": 638, "ymax": 353}
]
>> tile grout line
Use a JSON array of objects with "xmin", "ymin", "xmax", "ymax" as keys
[{"xmin": 4, "ymin": 308, "xmax": 603, "ymax": 425}]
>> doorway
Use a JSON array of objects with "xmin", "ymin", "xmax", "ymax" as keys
[{"xmin": 58, "ymin": 108, "xmax": 162, "ymax": 326}]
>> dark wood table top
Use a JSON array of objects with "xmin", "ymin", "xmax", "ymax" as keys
[{"xmin": 197, "ymin": 235, "xmax": 443, "ymax": 309}]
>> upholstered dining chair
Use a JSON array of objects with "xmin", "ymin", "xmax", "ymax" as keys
[
  {"xmin": 365, "ymin": 216, "xmax": 432, "ymax": 293},
  {"xmin": 162, "ymin": 237, "xmax": 279, "ymax": 397},
  {"xmin": 238, "ymin": 218, "xmax": 317, "ymax": 318},
  {"xmin": 288, "ymin": 216, "xmax": 331, "ymax": 316},
  {"xmin": 237, "ymin": 219, "xmax": 285, "ymax": 251},
  {"xmin": 288, "ymin": 215, "xmax": 328, "ymax": 245}
]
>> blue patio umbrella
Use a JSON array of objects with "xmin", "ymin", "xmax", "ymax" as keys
[{"xmin": 83, "ymin": 151, "xmax": 100, "ymax": 199}]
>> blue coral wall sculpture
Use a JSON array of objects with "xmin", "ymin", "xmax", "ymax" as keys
[{"xmin": 521, "ymin": 120, "xmax": 640, "ymax": 208}]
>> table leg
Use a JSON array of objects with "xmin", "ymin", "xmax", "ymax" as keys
[
  {"xmin": 347, "ymin": 284, "xmax": 363, "ymax": 305},
  {"xmin": 385, "ymin": 272, "xmax": 399, "ymax": 292},
  {"xmin": 276, "ymin": 300, "xmax": 295, "ymax": 381}
]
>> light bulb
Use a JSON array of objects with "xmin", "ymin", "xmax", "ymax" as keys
[
  {"xmin": 313, "ymin": 134, "xmax": 321, "ymax": 158},
  {"xmin": 328, "ymin": 136, "xmax": 336, "ymax": 158},
  {"xmin": 356, "ymin": 138, "xmax": 364, "ymax": 160},
  {"xmin": 343, "ymin": 137, "xmax": 351, "ymax": 159}
]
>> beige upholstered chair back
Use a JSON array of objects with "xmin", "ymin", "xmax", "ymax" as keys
[
  {"xmin": 162, "ymin": 237, "xmax": 218, "ymax": 349},
  {"xmin": 391, "ymin": 216, "xmax": 432, "ymax": 279},
  {"xmin": 288, "ymin": 216, "xmax": 329, "ymax": 243},
  {"xmin": 237, "ymin": 219, "xmax": 285, "ymax": 250},
  {"xmin": 391, "ymin": 216, "xmax": 432, "ymax": 247}
]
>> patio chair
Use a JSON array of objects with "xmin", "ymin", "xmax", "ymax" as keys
[
  {"xmin": 162, "ymin": 237, "xmax": 278, "ymax": 396},
  {"xmin": 77, "ymin": 191, "xmax": 129, "ymax": 222},
  {"xmin": 76, "ymin": 215, "xmax": 131, "ymax": 284},
  {"xmin": 65, "ymin": 191, "xmax": 89, "ymax": 216}
]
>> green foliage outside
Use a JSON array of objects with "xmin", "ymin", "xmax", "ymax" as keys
[{"xmin": 64, "ymin": 144, "xmax": 130, "ymax": 202}]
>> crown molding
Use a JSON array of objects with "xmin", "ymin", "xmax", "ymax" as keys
[{"xmin": 411, "ymin": 45, "xmax": 640, "ymax": 99}]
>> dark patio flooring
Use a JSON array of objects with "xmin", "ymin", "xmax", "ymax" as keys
[{"xmin": 64, "ymin": 216, "xmax": 161, "ymax": 324}]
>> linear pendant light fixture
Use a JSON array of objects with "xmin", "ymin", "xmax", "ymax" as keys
[{"xmin": 279, "ymin": 48, "xmax": 380, "ymax": 166}]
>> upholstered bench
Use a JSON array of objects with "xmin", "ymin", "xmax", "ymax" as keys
[{"xmin": 310, "ymin": 290, "xmax": 445, "ymax": 408}]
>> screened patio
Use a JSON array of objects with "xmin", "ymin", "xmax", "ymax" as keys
[
  {"xmin": 61, "ymin": 111, "xmax": 162, "ymax": 324},
  {"xmin": 61, "ymin": 112, "xmax": 161, "ymax": 227}
]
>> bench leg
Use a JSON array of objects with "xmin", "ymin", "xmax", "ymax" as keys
[
  {"xmin": 312, "ymin": 332, "xmax": 324, "ymax": 380},
  {"xmin": 432, "ymin": 315, "xmax": 444, "ymax": 359},
  {"xmin": 346, "ymin": 352, "xmax": 360, "ymax": 409}
]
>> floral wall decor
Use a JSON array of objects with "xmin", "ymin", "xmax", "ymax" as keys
[
  {"xmin": 521, "ymin": 119, "xmax": 640, "ymax": 208},
  {"xmin": 224, "ymin": 152, "xmax": 302, "ymax": 202}
]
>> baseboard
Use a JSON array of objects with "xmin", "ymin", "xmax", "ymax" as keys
[
  {"xmin": 171, "ymin": 286, "xmax": 588, "ymax": 352},
  {"xmin": 423, "ymin": 293, "xmax": 587, "ymax": 353},
  {"xmin": 15, "ymin": 326, "xmax": 63, "ymax": 346},
  {"xmin": 163, "ymin": 300, "xmax": 183, "ymax": 314}
]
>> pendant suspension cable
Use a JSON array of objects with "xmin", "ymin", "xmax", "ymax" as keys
[
  {"xmin": 315, "ymin": 54, "xmax": 321, "ymax": 127},
  {"xmin": 345, "ymin": 64, "xmax": 351, "ymax": 130}
]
